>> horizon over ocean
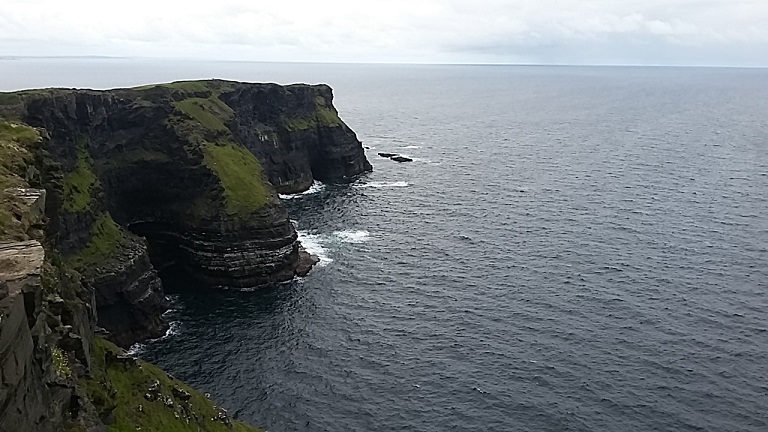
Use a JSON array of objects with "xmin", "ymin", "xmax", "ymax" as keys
[{"xmin": 3, "ymin": 59, "xmax": 767, "ymax": 431}]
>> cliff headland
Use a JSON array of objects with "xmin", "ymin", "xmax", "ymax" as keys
[{"xmin": 0, "ymin": 80, "xmax": 371, "ymax": 431}]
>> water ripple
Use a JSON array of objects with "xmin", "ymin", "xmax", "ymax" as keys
[{"xmin": 142, "ymin": 66, "xmax": 768, "ymax": 432}]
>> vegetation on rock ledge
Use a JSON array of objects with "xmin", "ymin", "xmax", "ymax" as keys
[
  {"xmin": 174, "ymin": 97, "xmax": 234, "ymax": 133},
  {"xmin": 281, "ymin": 95, "xmax": 343, "ymax": 131},
  {"xmin": 66, "ymin": 212, "xmax": 131, "ymax": 271},
  {"xmin": 61, "ymin": 136, "xmax": 97, "ymax": 212},
  {"xmin": 0, "ymin": 120, "xmax": 40, "ymax": 240},
  {"xmin": 82, "ymin": 337, "xmax": 262, "ymax": 432},
  {"xmin": 203, "ymin": 142, "xmax": 272, "ymax": 216}
]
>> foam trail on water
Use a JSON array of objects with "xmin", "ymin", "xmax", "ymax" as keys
[
  {"xmin": 297, "ymin": 231, "xmax": 332, "ymax": 266},
  {"xmin": 354, "ymin": 181, "xmax": 409, "ymax": 189},
  {"xmin": 333, "ymin": 230, "xmax": 370, "ymax": 243},
  {"xmin": 126, "ymin": 343, "xmax": 145, "ymax": 356},
  {"xmin": 399, "ymin": 145, "xmax": 421, "ymax": 149},
  {"xmin": 125, "ymin": 321, "xmax": 181, "ymax": 356},
  {"xmin": 279, "ymin": 181, "xmax": 326, "ymax": 199}
]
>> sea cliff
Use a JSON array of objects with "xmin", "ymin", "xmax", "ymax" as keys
[{"xmin": 0, "ymin": 80, "xmax": 371, "ymax": 431}]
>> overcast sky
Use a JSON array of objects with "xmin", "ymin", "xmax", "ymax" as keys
[{"xmin": 1, "ymin": 0, "xmax": 767, "ymax": 66}]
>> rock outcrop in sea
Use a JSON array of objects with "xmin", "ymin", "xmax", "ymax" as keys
[{"xmin": 0, "ymin": 80, "xmax": 371, "ymax": 432}]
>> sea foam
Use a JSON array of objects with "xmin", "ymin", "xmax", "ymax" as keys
[
  {"xmin": 354, "ymin": 181, "xmax": 409, "ymax": 189},
  {"xmin": 279, "ymin": 181, "xmax": 326, "ymax": 199},
  {"xmin": 297, "ymin": 231, "xmax": 333, "ymax": 266},
  {"xmin": 333, "ymin": 230, "xmax": 371, "ymax": 243}
]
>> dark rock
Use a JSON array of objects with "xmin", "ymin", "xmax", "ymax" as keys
[
  {"xmin": 172, "ymin": 386, "xmax": 191, "ymax": 401},
  {"xmin": 295, "ymin": 248, "xmax": 320, "ymax": 277},
  {"xmin": 221, "ymin": 83, "xmax": 372, "ymax": 191},
  {"xmin": 378, "ymin": 152, "xmax": 398, "ymax": 158},
  {"xmin": 390, "ymin": 156, "xmax": 413, "ymax": 163}
]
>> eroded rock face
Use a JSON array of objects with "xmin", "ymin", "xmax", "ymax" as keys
[
  {"xmin": 89, "ymin": 239, "xmax": 169, "ymax": 347},
  {"xmin": 222, "ymin": 84, "xmax": 372, "ymax": 192},
  {"xmin": 4, "ymin": 80, "xmax": 370, "ymax": 346},
  {"xmin": 0, "ymin": 189, "xmax": 97, "ymax": 432}
]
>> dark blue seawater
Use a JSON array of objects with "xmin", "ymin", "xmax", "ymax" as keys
[{"xmin": 4, "ymin": 60, "xmax": 768, "ymax": 431}]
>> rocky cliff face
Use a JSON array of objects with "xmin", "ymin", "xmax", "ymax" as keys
[
  {"xmin": 0, "ymin": 81, "xmax": 371, "ymax": 431},
  {"xmin": 221, "ymin": 83, "xmax": 372, "ymax": 192},
  {"xmin": 1, "ymin": 80, "xmax": 370, "ymax": 346}
]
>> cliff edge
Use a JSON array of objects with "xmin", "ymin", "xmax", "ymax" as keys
[{"xmin": 0, "ymin": 80, "xmax": 371, "ymax": 432}]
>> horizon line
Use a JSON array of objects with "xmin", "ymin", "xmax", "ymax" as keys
[{"xmin": 1, "ymin": 55, "xmax": 767, "ymax": 70}]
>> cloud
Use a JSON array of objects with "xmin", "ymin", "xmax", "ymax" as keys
[{"xmin": 0, "ymin": 0, "xmax": 767, "ymax": 65}]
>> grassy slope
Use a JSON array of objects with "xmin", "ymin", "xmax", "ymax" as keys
[
  {"xmin": 162, "ymin": 81, "xmax": 274, "ymax": 216},
  {"xmin": 282, "ymin": 94, "xmax": 343, "ymax": 131},
  {"xmin": 65, "ymin": 213, "xmax": 132, "ymax": 271},
  {"xmin": 61, "ymin": 137, "xmax": 97, "ymax": 212},
  {"xmin": 203, "ymin": 142, "xmax": 272, "ymax": 216},
  {"xmin": 83, "ymin": 337, "xmax": 263, "ymax": 432},
  {"xmin": 54, "ymin": 136, "xmax": 133, "ymax": 274},
  {"xmin": 174, "ymin": 97, "xmax": 234, "ymax": 133}
]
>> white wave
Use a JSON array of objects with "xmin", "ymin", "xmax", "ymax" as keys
[
  {"xmin": 279, "ymin": 181, "xmax": 325, "ymax": 199},
  {"xmin": 398, "ymin": 145, "xmax": 421, "ymax": 149},
  {"xmin": 126, "ymin": 343, "xmax": 145, "ymax": 356},
  {"xmin": 297, "ymin": 231, "xmax": 332, "ymax": 266},
  {"xmin": 126, "ymin": 320, "xmax": 181, "ymax": 356},
  {"xmin": 354, "ymin": 181, "xmax": 410, "ymax": 189},
  {"xmin": 333, "ymin": 230, "xmax": 370, "ymax": 243}
]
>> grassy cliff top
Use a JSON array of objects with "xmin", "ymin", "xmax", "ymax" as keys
[{"xmin": 0, "ymin": 78, "xmax": 349, "ymax": 227}]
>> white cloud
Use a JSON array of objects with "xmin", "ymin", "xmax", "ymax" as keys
[{"xmin": 0, "ymin": 0, "xmax": 767, "ymax": 65}]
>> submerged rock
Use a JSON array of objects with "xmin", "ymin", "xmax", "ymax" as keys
[
  {"xmin": 295, "ymin": 248, "xmax": 321, "ymax": 277},
  {"xmin": 390, "ymin": 156, "xmax": 413, "ymax": 163},
  {"xmin": 377, "ymin": 152, "xmax": 413, "ymax": 162}
]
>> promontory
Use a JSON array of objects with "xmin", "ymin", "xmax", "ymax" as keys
[{"xmin": 0, "ymin": 80, "xmax": 372, "ymax": 432}]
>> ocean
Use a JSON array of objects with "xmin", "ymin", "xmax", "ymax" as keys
[{"xmin": 3, "ymin": 59, "xmax": 767, "ymax": 431}]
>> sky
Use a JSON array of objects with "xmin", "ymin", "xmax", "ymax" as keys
[{"xmin": 1, "ymin": 0, "xmax": 767, "ymax": 66}]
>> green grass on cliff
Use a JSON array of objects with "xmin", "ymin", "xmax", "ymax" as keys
[
  {"xmin": 61, "ymin": 137, "xmax": 97, "ymax": 212},
  {"xmin": 281, "ymin": 96, "xmax": 343, "ymax": 131},
  {"xmin": 133, "ymin": 80, "xmax": 235, "ymax": 94},
  {"xmin": 316, "ymin": 105, "xmax": 343, "ymax": 126},
  {"xmin": 82, "ymin": 337, "xmax": 263, "ymax": 432},
  {"xmin": 203, "ymin": 142, "xmax": 271, "ymax": 216},
  {"xmin": 281, "ymin": 116, "xmax": 316, "ymax": 131},
  {"xmin": 0, "ymin": 93, "xmax": 21, "ymax": 106},
  {"xmin": 134, "ymin": 81, "xmax": 212, "ymax": 93},
  {"xmin": 0, "ymin": 121, "xmax": 38, "ymax": 188},
  {"xmin": 0, "ymin": 120, "xmax": 39, "ymax": 240},
  {"xmin": 66, "ymin": 213, "xmax": 129, "ymax": 271},
  {"xmin": 312, "ymin": 95, "xmax": 343, "ymax": 126},
  {"xmin": 174, "ymin": 97, "xmax": 234, "ymax": 133}
]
